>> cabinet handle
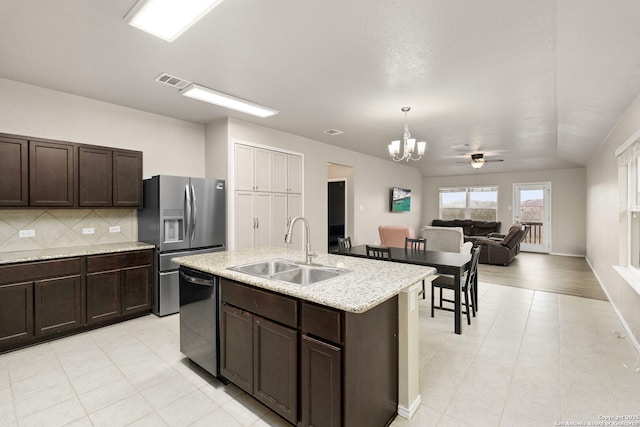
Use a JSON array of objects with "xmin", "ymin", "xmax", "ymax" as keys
[{"xmin": 256, "ymin": 218, "xmax": 259, "ymax": 228}]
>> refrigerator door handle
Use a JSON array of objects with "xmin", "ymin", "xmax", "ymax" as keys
[
  {"xmin": 185, "ymin": 185, "xmax": 192, "ymax": 239},
  {"xmin": 191, "ymin": 184, "xmax": 197, "ymax": 240}
]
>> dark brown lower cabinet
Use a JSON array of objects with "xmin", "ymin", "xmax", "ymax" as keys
[
  {"xmin": 220, "ymin": 303, "xmax": 254, "ymax": 393},
  {"xmin": 253, "ymin": 316, "xmax": 298, "ymax": 424},
  {"xmin": 219, "ymin": 278, "xmax": 398, "ymax": 427},
  {"xmin": 86, "ymin": 250, "xmax": 153, "ymax": 325},
  {"xmin": 0, "ymin": 282, "xmax": 34, "ymax": 349},
  {"xmin": 87, "ymin": 270, "xmax": 121, "ymax": 323},
  {"xmin": 301, "ymin": 335, "xmax": 341, "ymax": 427},
  {"xmin": 0, "ymin": 250, "xmax": 152, "ymax": 354},
  {"xmin": 220, "ymin": 301, "xmax": 298, "ymax": 425},
  {"xmin": 34, "ymin": 275, "xmax": 84, "ymax": 336}
]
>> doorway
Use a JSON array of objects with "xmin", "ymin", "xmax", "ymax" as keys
[
  {"xmin": 513, "ymin": 183, "xmax": 551, "ymax": 253},
  {"xmin": 328, "ymin": 180, "xmax": 346, "ymax": 250}
]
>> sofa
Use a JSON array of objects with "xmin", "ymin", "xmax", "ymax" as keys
[
  {"xmin": 431, "ymin": 219, "xmax": 501, "ymax": 238},
  {"xmin": 471, "ymin": 222, "xmax": 528, "ymax": 265},
  {"xmin": 378, "ymin": 225, "xmax": 415, "ymax": 248}
]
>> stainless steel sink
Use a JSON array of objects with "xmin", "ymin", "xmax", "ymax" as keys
[
  {"xmin": 227, "ymin": 259, "xmax": 350, "ymax": 286},
  {"xmin": 228, "ymin": 259, "xmax": 299, "ymax": 276},
  {"xmin": 272, "ymin": 266, "xmax": 345, "ymax": 286}
]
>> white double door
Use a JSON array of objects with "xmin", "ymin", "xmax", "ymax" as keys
[{"xmin": 235, "ymin": 192, "xmax": 302, "ymax": 250}]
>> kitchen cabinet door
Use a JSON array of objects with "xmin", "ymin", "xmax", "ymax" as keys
[
  {"xmin": 235, "ymin": 144, "xmax": 256, "ymax": 191},
  {"xmin": 254, "ymin": 149, "xmax": 272, "ymax": 192},
  {"xmin": 0, "ymin": 282, "xmax": 34, "ymax": 349},
  {"xmin": 287, "ymin": 155, "xmax": 302, "ymax": 194},
  {"xmin": 272, "ymin": 152, "xmax": 288, "ymax": 193},
  {"xmin": 86, "ymin": 270, "xmax": 121, "ymax": 324},
  {"xmin": 78, "ymin": 146, "xmax": 112, "ymax": 207},
  {"xmin": 271, "ymin": 193, "xmax": 288, "ymax": 248},
  {"xmin": 220, "ymin": 303, "xmax": 254, "ymax": 394},
  {"xmin": 253, "ymin": 316, "xmax": 298, "ymax": 425},
  {"xmin": 0, "ymin": 136, "xmax": 28, "ymax": 206},
  {"xmin": 255, "ymin": 193, "xmax": 272, "ymax": 247},
  {"xmin": 34, "ymin": 275, "xmax": 84, "ymax": 336},
  {"xmin": 301, "ymin": 335, "xmax": 341, "ymax": 427},
  {"xmin": 121, "ymin": 265, "xmax": 152, "ymax": 315},
  {"xmin": 235, "ymin": 191, "xmax": 256, "ymax": 250},
  {"xmin": 29, "ymin": 140, "xmax": 76, "ymax": 206},
  {"xmin": 113, "ymin": 150, "xmax": 142, "ymax": 207}
]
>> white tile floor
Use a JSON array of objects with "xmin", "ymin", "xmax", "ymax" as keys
[{"xmin": 1, "ymin": 282, "xmax": 639, "ymax": 427}]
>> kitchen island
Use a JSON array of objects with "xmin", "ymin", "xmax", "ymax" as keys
[{"xmin": 173, "ymin": 246, "xmax": 436, "ymax": 426}]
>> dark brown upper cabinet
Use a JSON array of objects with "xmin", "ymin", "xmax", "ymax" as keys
[
  {"xmin": 79, "ymin": 146, "xmax": 113, "ymax": 207},
  {"xmin": 0, "ymin": 132, "xmax": 143, "ymax": 208},
  {"xmin": 113, "ymin": 150, "xmax": 142, "ymax": 207},
  {"xmin": 0, "ymin": 137, "xmax": 28, "ymax": 206},
  {"xmin": 29, "ymin": 140, "xmax": 76, "ymax": 207}
]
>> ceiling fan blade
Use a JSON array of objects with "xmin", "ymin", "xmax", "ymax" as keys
[{"xmin": 485, "ymin": 159, "xmax": 504, "ymax": 163}]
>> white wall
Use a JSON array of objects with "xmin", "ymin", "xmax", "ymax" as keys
[
  {"xmin": 587, "ymin": 92, "xmax": 640, "ymax": 346},
  {"xmin": 422, "ymin": 168, "xmax": 586, "ymax": 255},
  {"xmin": 218, "ymin": 118, "xmax": 424, "ymax": 252},
  {"xmin": 0, "ymin": 78, "xmax": 206, "ymax": 178}
]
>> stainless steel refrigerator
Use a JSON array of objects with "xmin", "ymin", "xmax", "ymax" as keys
[{"xmin": 138, "ymin": 175, "xmax": 226, "ymax": 316}]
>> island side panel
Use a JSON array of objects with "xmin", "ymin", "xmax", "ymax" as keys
[{"xmin": 343, "ymin": 295, "xmax": 399, "ymax": 426}]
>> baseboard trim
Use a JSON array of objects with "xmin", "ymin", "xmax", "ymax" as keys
[
  {"xmin": 585, "ymin": 257, "xmax": 640, "ymax": 356},
  {"xmin": 397, "ymin": 394, "xmax": 421, "ymax": 419},
  {"xmin": 549, "ymin": 252, "xmax": 586, "ymax": 257}
]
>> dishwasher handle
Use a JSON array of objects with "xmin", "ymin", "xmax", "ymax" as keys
[{"xmin": 179, "ymin": 270, "xmax": 215, "ymax": 287}]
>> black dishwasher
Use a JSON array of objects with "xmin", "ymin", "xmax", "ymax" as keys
[{"xmin": 179, "ymin": 266, "xmax": 220, "ymax": 377}]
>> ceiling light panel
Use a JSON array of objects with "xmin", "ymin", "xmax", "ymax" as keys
[
  {"xmin": 180, "ymin": 84, "xmax": 279, "ymax": 118},
  {"xmin": 125, "ymin": 0, "xmax": 224, "ymax": 42}
]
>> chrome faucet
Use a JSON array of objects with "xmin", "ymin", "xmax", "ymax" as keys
[{"xmin": 285, "ymin": 216, "xmax": 317, "ymax": 264}]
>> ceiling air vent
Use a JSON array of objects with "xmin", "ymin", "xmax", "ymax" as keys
[
  {"xmin": 155, "ymin": 73, "xmax": 191, "ymax": 89},
  {"xmin": 324, "ymin": 129, "xmax": 344, "ymax": 136}
]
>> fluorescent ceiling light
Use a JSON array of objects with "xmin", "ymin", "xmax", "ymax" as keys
[
  {"xmin": 125, "ymin": 0, "xmax": 224, "ymax": 42},
  {"xmin": 180, "ymin": 84, "xmax": 279, "ymax": 118}
]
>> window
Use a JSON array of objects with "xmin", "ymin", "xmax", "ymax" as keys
[
  {"xmin": 616, "ymin": 134, "xmax": 640, "ymax": 271},
  {"xmin": 439, "ymin": 186, "xmax": 498, "ymax": 221}
]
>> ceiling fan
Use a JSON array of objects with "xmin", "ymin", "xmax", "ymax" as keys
[{"xmin": 457, "ymin": 153, "xmax": 504, "ymax": 169}]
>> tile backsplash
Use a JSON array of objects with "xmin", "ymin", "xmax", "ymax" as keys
[{"xmin": 0, "ymin": 209, "xmax": 138, "ymax": 253}]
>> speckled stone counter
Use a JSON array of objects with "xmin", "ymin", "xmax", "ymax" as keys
[
  {"xmin": 172, "ymin": 246, "xmax": 436, "ymax": 313},
  {"xmin": 0, "ymin": 242, "xmax": 155, "ymax": 265}
]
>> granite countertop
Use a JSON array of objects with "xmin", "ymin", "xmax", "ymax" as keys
[
  {"xmin": 172, "ymin": 246, "xmax": 437, "ymax": 313},
  {"xmin": 0, "ymin": 242, "xmax": 156, "ymax": 265}
]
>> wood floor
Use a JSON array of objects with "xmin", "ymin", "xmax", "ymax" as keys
[{"xmin": 477, "ymin": 252, "xmax": 608, "ymax": 301}]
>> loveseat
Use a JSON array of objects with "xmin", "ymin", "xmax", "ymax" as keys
[{"xmin": 431, "ymin": 219, "xmax": 501, "ymax": 238}]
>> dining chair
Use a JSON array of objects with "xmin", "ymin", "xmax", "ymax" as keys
[
  {"xmin": 365, "ymin": 245, "xmax": 391, "ymax": 260},
  {"xmin": 337, "ymin": 236, "xmax": 352, "ymax": 251},
  {"xmin": 405, "ymin": 237, "xmax": 426, "ymax": 250},
  {"xmin": 431, "ymin": 245, "xmax": 481, "ymax": 325},
  {"xmin": 405, "ymin": 237, "xmax": 427, "ymax": 298}
]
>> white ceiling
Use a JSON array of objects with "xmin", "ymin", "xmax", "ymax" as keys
[{"xmin": 2, "ymin": 0, "xmax": 640, "ymax": 177}]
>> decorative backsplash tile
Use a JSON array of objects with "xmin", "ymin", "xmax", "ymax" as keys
[{"xmin": 0, "ymin": 209, "xmax": 138, "ymax": 254}]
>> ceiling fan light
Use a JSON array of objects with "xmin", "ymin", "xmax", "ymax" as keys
[
  {"xmin": 417, "ymin": 141, "xmax": 426, "ymax": 156},
  {"xmin": 470, "ymin": 160, "xmax": 484, "ymax": 169}
]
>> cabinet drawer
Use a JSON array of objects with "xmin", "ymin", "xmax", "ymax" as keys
[
  {"xmin": 86, "ymin": 250, "xmax": 153, "ymax": 273},
  {"xmin": 0, "ymin": 258, "xmax": 82, "ymax": 285},
  {"xmin": 221, "ymin": 279, "xmax": 297, "ymax": 328},
  {"xmin": 301, "ymin": 302, "xmax": 342, "ymax": 344}
]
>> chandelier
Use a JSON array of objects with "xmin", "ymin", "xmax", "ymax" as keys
[{"xmin": 388, "ymin": 107, "xmax": 427, "ymax": 162}]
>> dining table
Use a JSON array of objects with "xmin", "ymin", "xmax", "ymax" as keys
[{"xmin": 333, "ymin": 245, "xmax": 474, "ymax": 334}]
